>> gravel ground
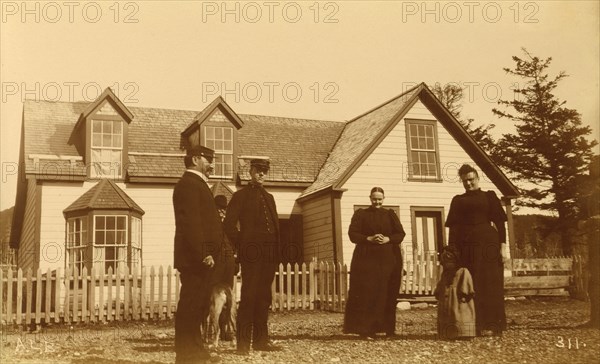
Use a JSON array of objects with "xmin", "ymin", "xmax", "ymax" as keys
[{"xmin": 1, "ymin": 297, "xmax": 598, "ymax": 364}]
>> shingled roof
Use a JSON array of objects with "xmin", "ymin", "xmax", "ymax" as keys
[
  {"xmin": 21, "ymin": 100, "xmax": 344, "ymax": 182},
  {"xmin": 300, "ymin": 84, "xmax": 422, "ymax": 197},
  {"xmin": 63, "ymin": 179, "xmax": 145, "ymax": 215},
  {"xmin": 300, "ymin": 83, "xmax": 519, "ymax": 198}
]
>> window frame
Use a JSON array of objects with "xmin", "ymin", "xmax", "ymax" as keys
[
  {"xmin": 405, "ymin": 119, "xmax": 442, "ymax": 182},
  {"xmin": 64, "ymin": 210, "xmax": 142, "ymax": 273},
  {"xmin": 93, "ymin": 214, "xmax": 129, "ymax": 273},
  {"xmin": 203, "ymin": 124, "xmax": 235, "ymax": 179},
  {"xmin": 84, "ymin": 100, "xmax": 129, "ymax": 181},
  {"xmin": 66, "ymin": 217, "xmax": 88, "ymax": 274},
  {"xmin": 90, "ymin": 118, "xmax": 124, "ymax": 179}
]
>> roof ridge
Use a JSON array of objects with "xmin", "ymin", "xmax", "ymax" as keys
[
  {"xmin": 106, "ymin": 179, "xmax": 131, "ymax": 208},
  {"xmin": 345, "ymin": 83, "xmax": 424, "ymax": 126},
  {"xmin": 239, "ymin": 113, "xmax": 343, "ymax": 124},
  {"xmin": 88, "ymin": 179, "xmax": 109, "ymax": 207}
]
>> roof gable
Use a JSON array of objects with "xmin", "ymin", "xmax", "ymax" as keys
[
  {"xmin": 63, "ymin": 179, "xmax": 145, "ymax": 215},
  {"xmin": 300, "ymin": 83, "xmax": 519, "ymax": 198},
  {"xmin": 300, "ymin": 84, "xmax": 423, "ymax": 197},
  {"xmin": 182, "ymin": 96, "xmax": 244, "ymax": 136},
  {"xmin": 80, "ymin": 87, "xmax": 134, "ymax": 123}
]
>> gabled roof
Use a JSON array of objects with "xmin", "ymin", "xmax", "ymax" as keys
[
  {"xmin": 21, "ymin": 100, "xmax": 344, "ymax": 182},
  {"xmin": 63, "ymin": 179, "xmax": 145, "ymax": 215},
  {"xmin": 80, "ymin": 87, "xmax": 134, "ymax": 124},
  {"xmin": 211, "ymin": 181, "xmax": 235, "ymax": 201},
  {"xmin": 300, "ymin": 84, "xmax": 423, "ymax": 197},
  {"xmin": 182, "ymin": 96, "xmax": 244, "ymax": 136},
  {"xmin": 300, "ymin": 83, "xmax": 519, "ymax": 198}
]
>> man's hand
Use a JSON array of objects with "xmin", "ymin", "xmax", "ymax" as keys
[{"xmin": 203, "ymin": 255, "xmax": 215, "ymax": 268}]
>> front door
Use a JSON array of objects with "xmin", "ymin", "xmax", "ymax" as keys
[{"xmin": 412, "ymin": 208, "xmax": 445, "ymax": 255}]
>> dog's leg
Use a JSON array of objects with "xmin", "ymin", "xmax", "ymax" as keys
[{"xmin": 210, "ymin": 290, "xmax": 227, "ymax": 348}]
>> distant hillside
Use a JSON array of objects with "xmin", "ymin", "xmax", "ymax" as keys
[{"xmin": 0, "ymin": 206, "xmax": 13, "ymax": 245}]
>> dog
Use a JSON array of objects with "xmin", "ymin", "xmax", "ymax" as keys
[{"xmin": 201, "ymin": 282, "xmax": 237, "ymax": 348}]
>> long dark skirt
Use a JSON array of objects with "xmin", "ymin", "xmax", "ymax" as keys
[
  {"xmin": 343, "ymin": 244, "xmax": 401, "ymax": 335},
  {"xmin": 456, "ymin": 224, "xmax": 506, "ymax": 333}
]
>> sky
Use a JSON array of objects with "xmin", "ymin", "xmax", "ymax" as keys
[{"xmin": 1, "ymin": 0, "xmax": 599, "ymax": 212}]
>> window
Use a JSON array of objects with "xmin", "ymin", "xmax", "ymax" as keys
[
  {"xmin": 93, "ymin": 215, "xmax": 128, "ymax": 272},
  {"xmin": 66, "ymin": 218, "xmax": 87, "ymax": 273},
  {"xmin": 204, "ymin": 126, "xmax": 233, "ymax": 178},
  {"xmin": 91, "ymin": 119, "xmax": 123, "ymax": 178},
  {"xmin": 406, "ymin": 120, "xmax": 440, "ymax": 180},
  {"xmin": 131, "ymin": 217, "xmax": 142, "ymax": 268}
]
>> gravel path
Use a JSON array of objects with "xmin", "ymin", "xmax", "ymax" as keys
[{"xmin": 1, "ymin": 297, "xmax": 598, "ymax": 363}]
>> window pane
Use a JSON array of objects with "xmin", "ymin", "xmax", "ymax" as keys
[
  {"xmin": 418, "ymin": 137, "xmax": 426, "ymax": 149},
  {"xmin": 103, "ymin": 120, "xmax": 112, "ymax": 134},
  {"xmin": 95, "ymin": 231, "xmax": 105, "ymax": 244},
  {"xmin": 116, "ymin": 231, "xmax": 127, "ymax": 244},
  {"xmin": 215, "ymin": 127, "xmax": 223, "ymax": 139},
  {"xmin": 103, "ymin": 134, "xmax": 112, "ymax": 147},
  {"xmin": 113, "ymin": 135, "xmax": 122, "ymax": 148},
  {"xmin": 224, "ymin": 128, "xmax": 232, "ymax": 139},
  {"xmin": 93, "ymin": 120, "xmax": 102, "ymax": 133},
  {"xmin": 206, "ymin": 127, "xmax": 214, "ymax": 139},
  {"xmin": 215, "ymin": 140, "xmax": 223, "ymax": 151},
  {"xmin": 425, "ymin": 125, "xmax": 433, "ymax": 137},
  {"xmin": 113, "ymin": 121, "xmax": 122, "ymax": 134},
  {"xmin": 117, "ymin": 216, "xmax": 126, "ymax": 230},
  {"xmin": 106, "ymin": 247, "xmax": 115, "ymax": 261},
  {"xmin": 410, "ymin": 137, "xmax": 418, "ymax": 149},
  {"xmin": 96, "ymin": 216, "xmax": 105, "ymax": 229},
  {"xmin": 412, "ymin": 162, "xmax": 421, "ymax": 176},
  {"xmin": 93, "ymin": 134, "xmax": 102, "ymax": 147},
  {"xmin": 106, "ymin": 231, "xmax": 115, "ymax": 245},
  {"xmin": 418, "ymin": 124, "xmax": 425, "ymax": 136},
  {"xmin": 426, "ymin": 137, "xmax": 434, "ymax": 150},
  {"xmin": 106, "ymin": 216, "xmax": 116, "ymax": 230},
  {"xmin": 224, "ymin": 140, "xmax": 232, "ymax": 151},
  {"xmin": 410, "ymin": 124, "xmax": 418, "ymax": 136}
]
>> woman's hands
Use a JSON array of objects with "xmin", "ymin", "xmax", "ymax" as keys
[{"xmin": 367, "ymin": 234, "xmax": 390, "ymax": 244}]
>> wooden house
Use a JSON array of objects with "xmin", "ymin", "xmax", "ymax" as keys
[{"xmin": 10, "ymin": 83, "xmax": 519, "ymax": 274}]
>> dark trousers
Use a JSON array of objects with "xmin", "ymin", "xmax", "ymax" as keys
[
  {"xmin": 236, "ymin": 260, "xmax": 277, "ymax": 350},
  {"xmin": 175, "ymin": 271, "xmax": 211, "ymax": 363}
]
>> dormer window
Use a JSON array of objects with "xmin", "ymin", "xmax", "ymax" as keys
[
  {"xmin": 181, "ymin": 96, "xmax": 245, "ymax": 181},
  {"xmin": 204, "ymin": 125, "xmax": 234, "ymax": 178},
  {"xmin": 74, "ymin": 88, "xmax": 133, "ymax": 181},
  {"xmin": 91, "ymin": 119, "xmax": 123, "ymax": 178}
]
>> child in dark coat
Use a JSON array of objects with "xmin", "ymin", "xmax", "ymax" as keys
[{"xmin": 434, "ymin": 245, "xmax": 476, "ymax": 339}]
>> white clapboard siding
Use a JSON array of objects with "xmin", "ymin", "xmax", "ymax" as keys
[
  {"xmin": 301, "ymin": 194, "xmax": 334, "ymax": 261},
  {"xmin": 39, "ymin": 181, "xmax": 100, "ymax": 272},
  {"xmin": 122, "ymin": 183, "xmax": 176, "ymax": 268},
  {"xmin": 340, "ymin": 100, "xmax": 503, "ymax": 264}
]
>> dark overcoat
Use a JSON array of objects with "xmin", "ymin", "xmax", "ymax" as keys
[{"xmin": 173, "ymin": 171, "xmax": 223, "ymax": 273}]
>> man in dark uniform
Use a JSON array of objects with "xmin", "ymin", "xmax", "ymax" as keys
[
  {"xmin": 224, "ymin": 158, "xmax": 282, "ymax": 354},
  {"xmin": 173, "ymin": 145, "xmax": 222, "ymax": 363}
]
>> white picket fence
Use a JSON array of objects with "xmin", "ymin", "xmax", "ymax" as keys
[{"xmin": 4, "ymin": 253, "xmax": 577, "ymax": 325}]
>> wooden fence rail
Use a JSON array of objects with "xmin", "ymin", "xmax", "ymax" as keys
[{"xmin": 0, "ymin": 255, "xmax": 586, "ymax": 325}]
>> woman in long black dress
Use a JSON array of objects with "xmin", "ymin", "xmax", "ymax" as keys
[
  {"xmin": 344, "ymin": 187, "xmax": 406, "ymax": 338},
  {"xmin": 445, "ymin": 164, "xmax": 508, "ymax": 336}
]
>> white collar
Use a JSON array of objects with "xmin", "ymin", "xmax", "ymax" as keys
[{"xmin": 186, "ymin": 169, "xmax": 208, "ymax": 183}]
